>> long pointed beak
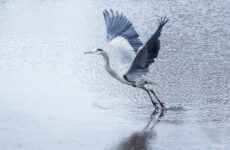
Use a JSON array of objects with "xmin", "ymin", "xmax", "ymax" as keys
[{"xmin": 84, "ymin": 51, "xmax": 94, "ymax": 54}]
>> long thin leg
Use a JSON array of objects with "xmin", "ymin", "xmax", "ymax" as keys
[
  {"xmin": 141, "ymin": 87, "xmax": 159, "ymax": 110},
  {"xmin": 150, "ymin": 89, "xmax": 166, "ymax": 111}
]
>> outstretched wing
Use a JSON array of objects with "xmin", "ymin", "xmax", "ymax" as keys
[
  {"xmin": 103, "ymin": 9, "xmax": 143, "ymax": 53},
  {"xmin": 124, "ymin": 17, "xmax": 168, "ymax": 81}
]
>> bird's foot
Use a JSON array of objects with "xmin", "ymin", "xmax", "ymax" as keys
[
  {"xmin": 152, "ymin": 108, "xmax": 159, "ymax": 115},
  {"xmin": 159, "ymin": 102, "xmax": 167, "ymax": 111},
  {"xmin": 151, "ymin": 101, "xmax": 159, "ymax": 111}
]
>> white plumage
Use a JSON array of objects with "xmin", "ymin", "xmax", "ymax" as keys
[{"xmin": 108, "ymin": 36, "xmax": 135, "ymax": 74}]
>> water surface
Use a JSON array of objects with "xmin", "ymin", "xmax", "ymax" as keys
[{"xmin": 0, "ymin": 0, "xmax": 229, "ymax": 149}]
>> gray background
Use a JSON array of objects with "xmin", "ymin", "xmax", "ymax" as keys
[{"xmin": 0, "ymin": 0, "xmax": 229, "ymax": 149}]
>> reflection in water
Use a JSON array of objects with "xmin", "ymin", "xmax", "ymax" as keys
[{"xmin": 116, "ymin": 111, "xmax": 165, "ymax": 150}]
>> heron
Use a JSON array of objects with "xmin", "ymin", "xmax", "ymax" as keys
[{"xmin": 84, "ymin": 9, "xmax": 168, "ymax": 111}]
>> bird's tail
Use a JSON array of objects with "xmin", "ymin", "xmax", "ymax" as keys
[
  {"xmin": 144, "ymin": 76, "xmax": 157, "ymax": 85},
  {"xmin": 147, "ymin": 81, "xmax": 157, "ymax": 85}
]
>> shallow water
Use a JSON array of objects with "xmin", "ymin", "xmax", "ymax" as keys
[{"xmin": 0, "ymin": 0, "xmax": 229, "ymax": 149}]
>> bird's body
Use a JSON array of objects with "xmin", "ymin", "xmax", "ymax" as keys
[
  {"xmin": 85, "ymin": 9, "xmax": 169, "ymax": 111},
  {"xmin": 100, "ymin": 50, "xmax": 151, "ymax": 86},
  {"xmin": 101, "ymin": 51, "xmax": 133, "ymax": 86}
]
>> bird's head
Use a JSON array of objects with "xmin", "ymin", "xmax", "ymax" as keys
[{"xmin": 84, "ymin": 48, "xmax": 104, "ymax": 55}]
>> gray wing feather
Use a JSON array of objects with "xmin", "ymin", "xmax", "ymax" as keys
[
  {"xmin": 124, "ymin": 17, "xmax": 168, "ymax": 79},
  {"xmin": 103, "ymin": 9, "xmax": 143, "ymax": 53}
]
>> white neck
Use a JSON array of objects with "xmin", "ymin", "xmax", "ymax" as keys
[
  {"xmin": 101, "ymin": 52, "xmax": 118, "ymax": 78},
  {"xmin": 101, "ymin": 51, "xmax": 132, "ymax": 85}
]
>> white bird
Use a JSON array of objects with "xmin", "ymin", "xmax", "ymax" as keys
[{"xmin": 84, "ymin": 9, "xmax": 168, "ymax": 111}]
